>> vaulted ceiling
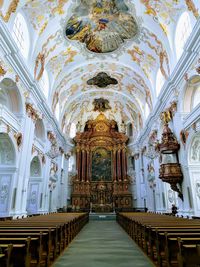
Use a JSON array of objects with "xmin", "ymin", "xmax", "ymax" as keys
[{"xmin": 1, "ymin": 0, "xmax": 200, "ymax": 138}]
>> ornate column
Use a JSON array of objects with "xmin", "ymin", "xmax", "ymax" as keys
[
  {"xmin": 88, "ymin": 151, "xmax": 92, "ymax": 181},
  {"xmin": 117, "ymin": 145, "xmax": 122, "ymax": 181},
  {"xmin": 81, "ymin": 146, "xmax": 86, "ymax": 182},
  {"xmin": 122, "ymin": 145, "xmax": 127, "ymax": 180},
  {"xmin": 86, "ymin": 146, "xmax": 90, "ymax": 182},
  {"xmin": 112, "ymin": 146, "xmax": 117, "ymax": 181},
  {"xmin": 76, "ymin": 144, "xmax": 81, "ymax": 181}
]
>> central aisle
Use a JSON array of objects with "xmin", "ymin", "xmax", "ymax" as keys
[{"xmin": 53, "ymin": 221, "xmax": 155, "ymax": 267}]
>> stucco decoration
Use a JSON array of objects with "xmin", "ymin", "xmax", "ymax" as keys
[
  {"xmin": 0, "ymin": 134, "xmax": 15, "ymax": 165},
  {"xmin": 49, "ymin": 162, "xmax": 58, "ymax": 182},
  {"xmin": 196, "ymin": 181, "xmax": 200, "ymax": 199},
  {"xmin": 191, "ymin": 136, "xmax": 200, "ymax": 163},
  {"xmin": 87, "ymin": 72, "xmax": 118, "ymax": 88},
  {"xmin": 65, "ymin": 0, "xmax": 138, "ymax": 53},
  {"xmin": 0, "ymin": 175, "xmax": 11, "ymax": 212},
  {"xmin": 168, "ymin": 189, "xmax": 174, "ymax": 203},
  {"xmin": 147, "ymin": 160, "xmax": 156, "ymax": 188}
]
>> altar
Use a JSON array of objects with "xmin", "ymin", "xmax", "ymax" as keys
[{"xmin": 71, "ymin": 114, "xmax": 133, "ymax": 211}]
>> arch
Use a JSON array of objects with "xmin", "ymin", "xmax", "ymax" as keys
[
  {"xmin": 34, "ymin": 119, "xmax": 45, "ymax": 142},
  {"xmin": 0, "ymin": 78, "xmax": 23, "ymax": 115},
  {"xmin": 175, "ymin": 12, "xmax": 192, "ymax": 60},
  {"xmin": 12, "ymin": 12, "xmax": 30, "ymax": 59},
  {"xmin": 183, "ymin": 76, "xmax": 200, "ymax": 113},
  {"xmin": 30, "ymin": 156, "xmax": 41, "ymax": 177}
]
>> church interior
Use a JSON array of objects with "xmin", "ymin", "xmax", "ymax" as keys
[{"xmin": 0, "ymin": 0, "xmax": 200, "ymax": 266}]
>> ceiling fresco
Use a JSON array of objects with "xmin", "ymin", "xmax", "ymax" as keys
[
  {"xmin": 87, "ymin": 72, "xmax": 118, "ymax": 88},
  {"xmin": 65, "ymin": 0, "xmax": 138, "ymax": 53},
  {"xmin": 0, "ymin": 0, "xmax": 199, "ymax": 139}
]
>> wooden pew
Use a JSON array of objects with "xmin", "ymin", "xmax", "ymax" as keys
[
  {"xmin": 0, "ymin": 213, "xmax": 89, "ymax": 266},
  {"xmin": 177, "ymin": 238, "xmax": 200, "ymax": 267},
  {"xmin": 117, "ymin": 212, "xmax": 200, "ymax": 267}
]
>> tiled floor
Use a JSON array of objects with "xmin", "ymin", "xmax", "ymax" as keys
[{"xmin": 53, "ymin": 221, "xmax": 155, "ymax": 267}]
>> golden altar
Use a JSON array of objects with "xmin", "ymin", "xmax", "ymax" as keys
[{"xmin": 71, "ymin": 114, "xmax": 132, "ymax": 211}]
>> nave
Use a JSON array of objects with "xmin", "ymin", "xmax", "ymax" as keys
[
  {"xmin": 0, "ymin": 212, "xmax": 200, "ymax": 266},
  {"xmin": 53, "ymin": 220, "xmax": 154, "ymax": 267}
]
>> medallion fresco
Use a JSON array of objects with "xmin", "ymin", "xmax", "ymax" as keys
[
  {"xmin": 92, "ymin": 148, "xmax": 112, "ymax": 181},
  {"xmin": 65, "ymin": 0, "xmax": 138, "ymax": 53}
]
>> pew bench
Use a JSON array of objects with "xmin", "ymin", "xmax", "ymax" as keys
[{"xmin": 177, "ymin": 239, "xmax": 200, "ymax": 267}]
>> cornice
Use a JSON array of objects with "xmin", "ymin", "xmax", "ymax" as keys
[
  {"xmin": 0, "ymin": 18, "xmax": 68, "ymax": 147},
  {"xmin": 137, "ymin": 19, "xmax": 200, "ymax": 146}
]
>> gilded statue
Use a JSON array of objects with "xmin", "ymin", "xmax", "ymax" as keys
[{"xmin": 160, "ymin": 110, "xmax": 172, "ymax": 124}]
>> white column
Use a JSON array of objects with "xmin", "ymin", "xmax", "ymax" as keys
[{"xmin": 13, "ymin": 116, "xmax": 35, "ymax": 217}]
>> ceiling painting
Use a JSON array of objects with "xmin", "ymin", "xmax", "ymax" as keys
[
  {"xmin": 93, "ymin": 98, "xmax": 111, "ymax": 112},
  {"xmin": 65, "ymin": 0, "xmax": 138, "ymax": 53},
  {"xmin": 87, "ymin": 72, "xmax": 118, "ymax": 88}
]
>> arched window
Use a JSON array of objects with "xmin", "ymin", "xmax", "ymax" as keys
[
  {"xmin": 156, "ymin": 68, "xmax": 165, "ymax": 96},
  {"xmin": 55, "ymin": 102, "xmax": 60, "ymax": 121},
  {"xmin": 192, "ymin": 84, "xmax": 200, "ymax": 110},
  {"xmin": 145, "ymin": 102, "xmax": 150, "ymax": 119},
  {"xmin": 128, "ymin": 123, "xmax": 133, "ymax": 137},
  {"xmin": 68, "ymin": 156, "xmax": 74, "ymax": 171},
  {"xmin": 39, "ymin": 69, "xmax": 49, "ymax": 98},
  {"xmin": 175, "ymin": 12, "xmax": 192, "ymax": 60},
  {"xmin": 183, "ymin": 76, "xmax": 200, "ymax": 113},
  {"xmin": 12, "ymin": 13, "xmax": 30, "ymax": 59},
  {"xmin": 70, "ymin": 123, "xmax": 76, "ymax": 138}
]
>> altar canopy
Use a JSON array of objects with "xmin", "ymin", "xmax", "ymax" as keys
[{"xmin": 71, "ymin": 114, "xmax": 132, "ymax": 212}]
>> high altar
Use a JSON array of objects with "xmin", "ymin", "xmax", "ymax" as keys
[{"xmin": 71, "ymin": 114, "xmax": 133, "ymax": 212}]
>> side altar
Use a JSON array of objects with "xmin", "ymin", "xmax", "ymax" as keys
[{"xmin": 71, "ymin": 114, "xmax": 132, "ymax": 212}]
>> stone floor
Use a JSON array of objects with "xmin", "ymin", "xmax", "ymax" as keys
[{"xmin": 53, "ymin": 221, "xmax": 155, "ymax": 267}]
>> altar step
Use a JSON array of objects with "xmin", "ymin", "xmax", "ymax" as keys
[{"xmin": 89, "ymin": 213, "xmax": 116, "ymax": 221}]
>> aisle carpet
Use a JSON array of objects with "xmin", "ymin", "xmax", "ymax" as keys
[{"xmin": 53, "ymin": 221, "xmax": 155, "ymax": 267}]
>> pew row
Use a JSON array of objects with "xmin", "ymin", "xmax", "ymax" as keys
[
  {"xmin": 0, "ymin": 212, "xmax": 89, "ymax": 267},
  {"xmin": 117, "ymin": 212, "xmax": 200, "ymax": 267}
]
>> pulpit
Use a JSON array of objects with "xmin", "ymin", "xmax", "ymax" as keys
[{"xmin": 71, "ymin": 113, "xmax": 132, "ymax": 211}]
